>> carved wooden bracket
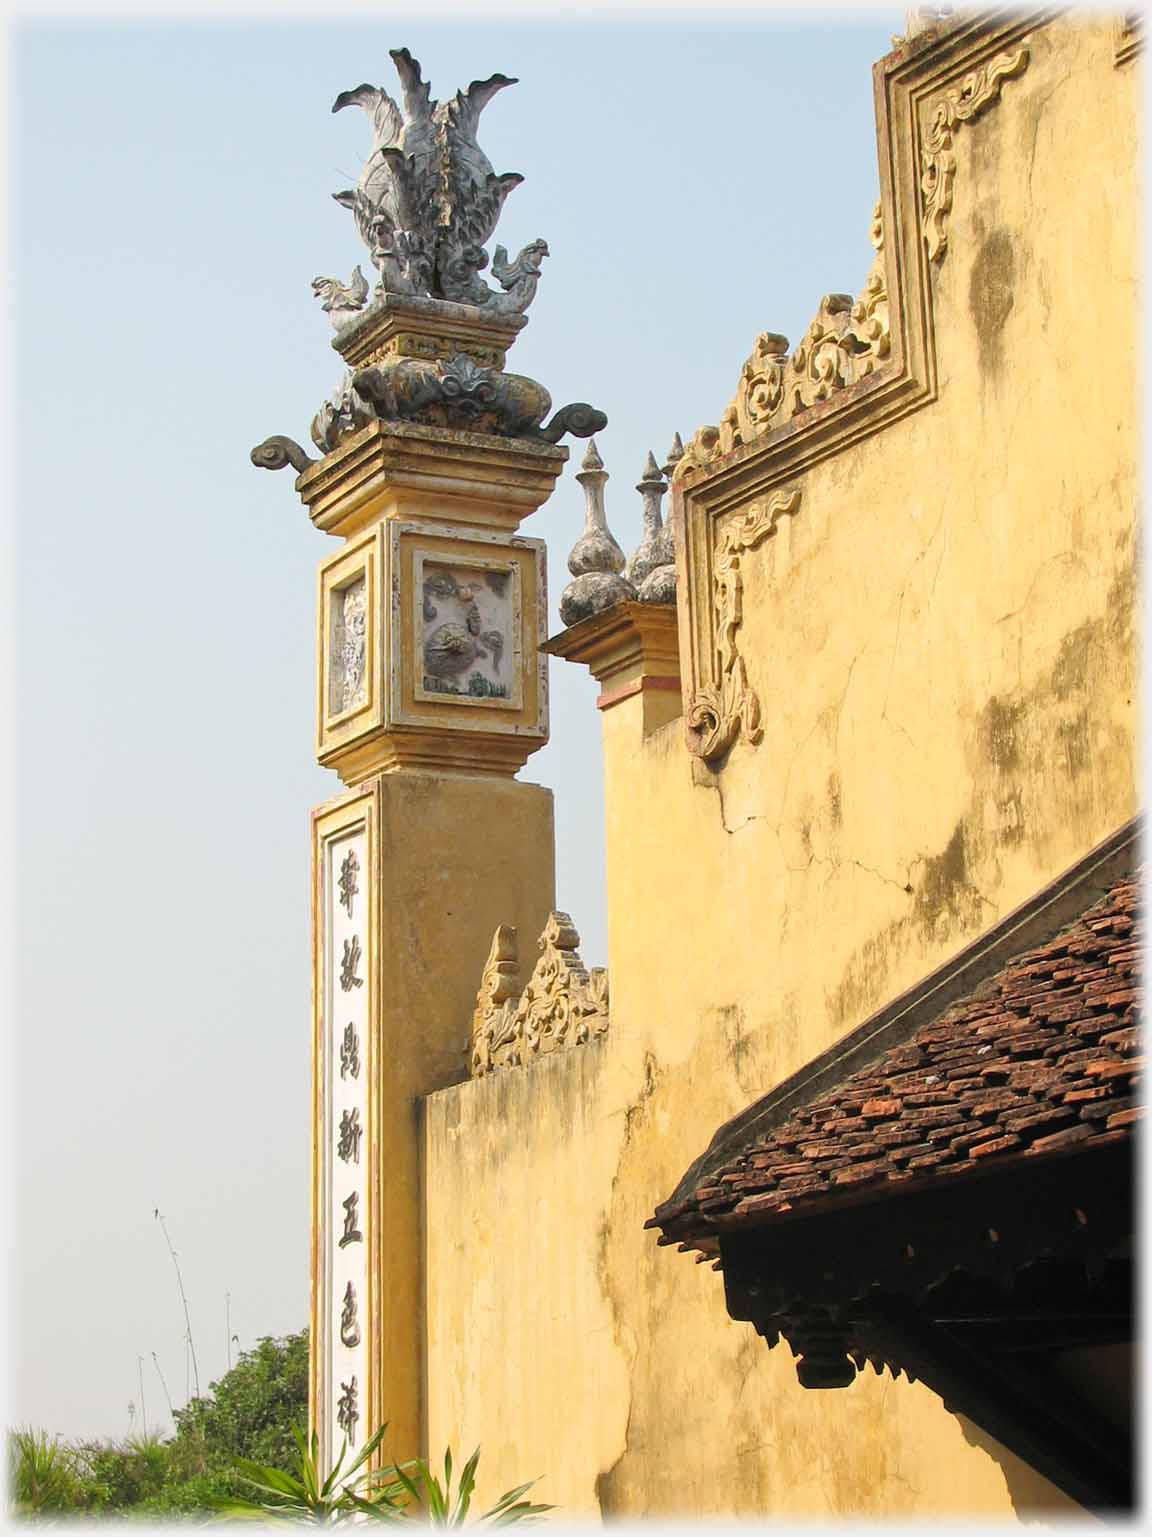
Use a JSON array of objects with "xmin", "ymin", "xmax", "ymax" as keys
[
  {"xmin": 470, "ymin": 912, "xmax": 609, "ymax": 1076},
  {"xmin": 920, "ymin": 48, "xmax": 1030, "ymax": 263}
]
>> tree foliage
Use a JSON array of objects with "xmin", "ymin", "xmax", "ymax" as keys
[
  {"xmin": 171, "ymin": 1328, "xmax": 309, "ymax": 1474},
  {"xmin": 8, "ymin": 1329, "xmax": 308, "ymax": 1519}
]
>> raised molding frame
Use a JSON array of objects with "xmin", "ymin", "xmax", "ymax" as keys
[{"xmin": 675, "ymin": 10, "xmax": 1053, "ymax": 764}]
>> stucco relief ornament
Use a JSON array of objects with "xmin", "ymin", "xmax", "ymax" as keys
[
  {"xmin": 676, "ymin": 204, "xmax": 890, "ymax": 479},
  {"xmin": 338, "ymin": 581, "xmax": 368, "ymax": 712},
  {"xmin": 470, "ymin": 913, "xmax": 609, "ymax": 1077},
  {"xmin": 686, "ymin": 489, "xmax": 801, "ymax": 761},
  {"xmin": 920, "ymin": 49, "xmax": 1030, "ymax": 262}
]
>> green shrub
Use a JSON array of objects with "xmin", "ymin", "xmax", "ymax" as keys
[{"xmin": 8, "ymin": 1427, "xmax": 92, "ymax": 1517}]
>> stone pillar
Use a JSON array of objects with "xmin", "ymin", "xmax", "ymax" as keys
[
  {"xmin": 253, "ymin": 43, "xmax": 606, "ymax": 1477},
  {"xmin": 298, "ymin": 306, "xmax": 574, "ymax": 1470}
]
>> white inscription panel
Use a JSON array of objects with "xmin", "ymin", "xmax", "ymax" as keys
[{"xmin": 322, "ymin": 825, "xmax": 369, "ymax": 1472}]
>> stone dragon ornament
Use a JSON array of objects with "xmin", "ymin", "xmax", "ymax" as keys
[
  {"xmin": 470, "ymin": 913, "xmax": 610, "ymax": 1077},
  {"xmin": 251, "ymin": 46, "xmax": 606, "ymax": 472}
]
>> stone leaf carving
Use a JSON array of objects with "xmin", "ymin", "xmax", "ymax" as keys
[
  {"xmin": 330, "ymin": 47, "xmax": 547, "ymax": 313},
  {"xmin": 686, "ymin": 488, "xmax": 801, "ymax": 761},
  {"xmin": 920, "ymin": 49, "xmax": 1030, "ymax": 262},
  {"xmin": 471, "ymin": 912, "xmax": 609, "ymax": 1077},
  {"xmin": 676, "ymin": 204, "xmax": 889, "ymax": 480}
]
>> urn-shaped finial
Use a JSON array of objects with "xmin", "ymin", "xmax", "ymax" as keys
[
  {"xmin": 559, "ymin": 439, "xmax": 636, "ymax": 627},
  {"xmin": 568, "ymin": 438, "xmax": 625, "ymax": 578},
  {"xmin": 625, "ymin": 450, "xmax": 677, "ymax": 605}
]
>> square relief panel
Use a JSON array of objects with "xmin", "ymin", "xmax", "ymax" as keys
[
  {"xmin": 329, "ymin": 577, "xmax": 369, "ymax": 718},
  {"xmin": 414, "ymin": 555, "xmax": 523, "ymax": 710}
]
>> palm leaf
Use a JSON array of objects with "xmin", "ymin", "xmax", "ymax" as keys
[
  {"xmin": 339, "ymin": 1422, "xmax": 392, "ymax": 1489},
  {"xmin": 488, "ymin": 1503, "xmax": 553, "ymax": 1527},
  {"xmin": 231, "ymin": 1457, "xmax": 306, "ymax": 1500},
  {"xmin": 481, "ymin": 1480, "xmax": 536, "ymax": 1517},
  {"xmin": 453, "ymin": 1447, "xmax": 481, "ymax": 1525}
]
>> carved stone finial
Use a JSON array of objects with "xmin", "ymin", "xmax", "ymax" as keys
[
  {"xmin": 471, "ymin": 912, "xmax": 610, "ymax": 1076},
  {"xmin": 661, "ymin": 432, "xmax": 685, "ymax": 483},
  {"xmin": 560, "ymin": 439, "xmax": 636, "ymax": 626},
  {"xmin": 329, "ymin": 48, "xmax": 546, "ymax": 314},
  {"xmin": 278, "ymin": 44, "xmax": 608, "ymax": 465},
  {"xmin": 625, "ymin": 451, "xmax": 677, "ymax": 605}
]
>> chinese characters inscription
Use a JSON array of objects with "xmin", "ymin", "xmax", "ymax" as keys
[
  {"xmin": 340, "ymin": 1282, "xmax": 361, "ymax": 1349},
  {"xmin": 336, "ymin": 1376, "xmax": 359, "ymax": 1440},
  {"xmin": 340, "ymin": 936, "xmax": 363, "ymax": 991},
  {"xmin": 340, "ymin": 1023, "xmax": 360, "ymax": 1080},
  {"xmin": 338, "ymin": 850, "xmax": 360, "ymax": 917},
  {"xmin": 339, "ymin": 1192, "xmax": 363, "ymax": 1248},
  {"xmin": 337, "ymin": 1108, "xmax": 362, "ymax": 1165}
]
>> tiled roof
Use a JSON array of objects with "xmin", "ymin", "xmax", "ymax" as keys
[{"xmin": 651, "ymin": 872, "xmax": 1141, "ymax": 1248}]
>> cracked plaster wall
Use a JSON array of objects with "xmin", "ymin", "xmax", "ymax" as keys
[{"xmin": 421, "ymin": 19, "xmax": 1135, "ymax": 1522}]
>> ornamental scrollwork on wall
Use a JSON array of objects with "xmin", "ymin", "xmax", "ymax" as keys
[
  {"xmin": 675, "ymin": 203, "xmax": 889, "ymax": 480},
  {"xmin": 470, "ymin": 912, "xmax": 609, "ymax": 1077},
  {"xmin": 920, "ymin": 48, "xmax": 1029, "ymax": 262},
  {"xmin": 685, "ymin": 489, "xmax": 801, "ymax": 762}
]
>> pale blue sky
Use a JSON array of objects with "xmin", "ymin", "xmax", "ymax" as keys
[{"xmin": 11, "ymin": 8, "xmax": 897, "ymax": 1441}]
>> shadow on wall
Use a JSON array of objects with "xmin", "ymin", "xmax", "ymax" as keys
[{"xmin": 955, "ymin": 1414, "xmax": 1078, "ymax": 1520}]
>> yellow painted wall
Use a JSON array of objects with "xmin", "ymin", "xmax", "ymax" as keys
[{"xmin": 421, "ymin": 17, "xmax": 1137, "ymax": 1520}]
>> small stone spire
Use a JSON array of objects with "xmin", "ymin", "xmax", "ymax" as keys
[
  {"xmin": 661, "ymin": 432, "xmax": 684, "ymax": 483},
  {"xmin": 625, "ymin": 451, "xmax": 677, "ymax": 605},
  {"xmin": 559, "ymin": 439, "xmax": 636, "ymax": 627}
]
